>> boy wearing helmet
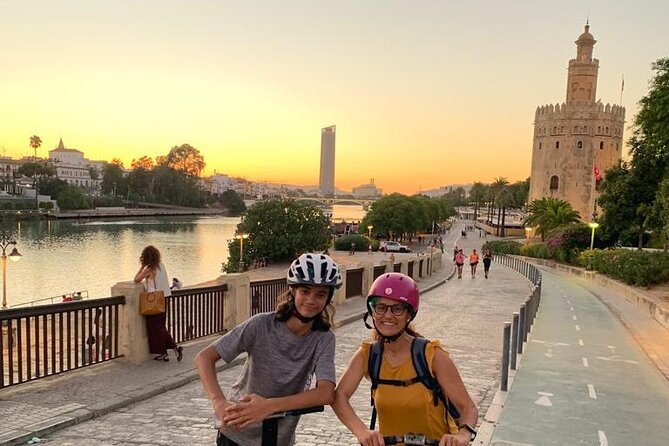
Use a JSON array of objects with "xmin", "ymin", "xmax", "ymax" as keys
[
  {"xmin": 332, "ymin": 273, "xmax": 478, "ymax": 446},
  {"xmin": 196, "ymin": 253, "xmax": 342, "ymax": 446}
]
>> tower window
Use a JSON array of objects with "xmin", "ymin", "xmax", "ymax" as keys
[
  {"xmin": 550, "ymin": 176, "xmax": 559, "ymax": 191},
  {"xmin": 555, "ymin": 141, "xmax": 560, "ymax": 149},
  {"xmin": 584, "ymin": 125, "xmax": 588, "ymax": 133},
  {"xmin": 553, "ymin": 126, "xmax": 557, "ymax": 134},
  {"xmin": 577, "ymin": 141, "xmax": 583, "ymax": 149},
  {"xmin": 606, "ymin": 127, "xmax": 610, "ymax": 134},
  {"xmin": 574, "ymin": 126, "xmax": 578, "ymax": 133},
  {"xmin": 597, "ymin": 126, "xmax": 601, "ymax": 133},
  {"xmin": 600, "ymin": 141, "xmax": 604, "ymax": 150},
  {"xmin": 539, "ymin": 142, "xmax": 542, "ymax": 150},
  {"xmin": 561, "ymin": 126, "xmax": 565, "ymax": 133}
]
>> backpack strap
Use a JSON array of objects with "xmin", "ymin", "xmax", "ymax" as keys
[
  {"xmin": 411, "ymin": 338, "xmax": 461, "ymax": 420},
  {"xmin": 367, "ymin": 341, "xmax": 383, "ymax": 430}
]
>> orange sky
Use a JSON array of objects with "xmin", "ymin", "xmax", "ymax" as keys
[{"xmin": 1, "ymin": 1, "xmax": 667, "ymax": 194}]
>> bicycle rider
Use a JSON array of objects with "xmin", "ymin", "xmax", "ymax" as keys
[
  {"xmin": 332, "ymin": 272, "xmax": 478, "ymax": 446},
  {"xmin": 196, "ymin": 253, "xmax": 342, "ymax": 445}
]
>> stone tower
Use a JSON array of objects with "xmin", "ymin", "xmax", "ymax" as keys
[{"xmin": 528, "ymin": 24, "xmax": 625, "ymax": 221}]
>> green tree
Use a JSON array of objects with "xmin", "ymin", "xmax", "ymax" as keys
[
  {"xmin": 165, "ymin": 144, "xmax": 206, "ymax": 177},
  {"xmin": 224, "ymin": 200, "xmax": 331, "ymax": 272},
  {"xmin": 219, "ymin": 189, "xmax": 246, "ymax": 216},
  {"xmin": 100, "ymin": 162, "xmax": 126, "ymax": 196},
  {"xmin": 525, "ymin": 197, "xmax": 581, "ymax": 241},
  {"xmin": 469, "ymin": 182, "xmax": 487, "ymax": 223},
  {"xmin": 599, "ymin": 59, "xmax": 669, "ymax": 247},
  {"xmin": 57, "ymin": 184, "xmax": 90, "ymax": 210}
]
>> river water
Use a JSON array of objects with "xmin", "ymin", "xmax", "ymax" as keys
[{"xmin": 3, "ymin": 204, "xmax": 366, "ymax": 307}]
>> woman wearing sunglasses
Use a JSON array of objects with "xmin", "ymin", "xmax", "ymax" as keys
[{"xmin": 332, "ymin": 273, "xmax": 478, "ymax": 446}]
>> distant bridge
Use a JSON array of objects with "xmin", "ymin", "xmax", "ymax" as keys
[{"xmin": 289, "ymin": 197, "xmax": 377, "ymax": 210}]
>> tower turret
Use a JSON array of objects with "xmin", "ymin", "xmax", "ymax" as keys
[{"xmin": 566, "ymin": 24, "xmax": 599, "ymax": 103}]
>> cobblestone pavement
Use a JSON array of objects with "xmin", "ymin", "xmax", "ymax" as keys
[{"xmin": 39, "ymin": 227, "xmax": 534, "ymax": 445}]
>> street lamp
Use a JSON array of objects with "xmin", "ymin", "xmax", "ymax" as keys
[
  {"xmin": 367, "ymin": 225, "xmax": 373, "ymax": 239},
  {"xmin": 588, "ymin": 221, "xmax": 599, "ymax": 270},
  {"xmin": 1, "ymin": 233, "xmax": 22, "ymax": 309},
  {"xmin": 235, "ymin": 232, "xmax": 249, "ymax": 273},
  {"xmin": 524, "ymin": 226, "xmax": 533, "ymax": 245}
]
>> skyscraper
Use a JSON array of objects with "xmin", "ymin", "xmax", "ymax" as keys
[
  {"xmin": 528, "ymin": 24, "xmax": 625, "ymax": 221},
  {"xmin": 319, "ymin": 125, "xmax": 336, "ymax": 197}
]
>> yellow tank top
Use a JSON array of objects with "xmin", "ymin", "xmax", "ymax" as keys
[{"xmin": 361, "ymin": 339, "xmax": 459, "ymax": 438}]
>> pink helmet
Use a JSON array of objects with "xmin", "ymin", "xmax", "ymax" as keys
[{"xmin": 367, "ymin": 272, "xmax": 420, "ymax": 316}]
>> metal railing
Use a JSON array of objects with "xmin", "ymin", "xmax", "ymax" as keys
[
  {"xmin": 1, "ymin": 296, "xmax": 125, "ymax": 388},
  {"xmin": 10, "ymin": 290, "xmax": 90, "ymax": 308},
  {"xmin": 250, "ymin": 278, "xmax": 288, "ymax": 315},
  {"xmin": 167, "ymin": 284, "xmax": 228, "ymax": 344},
  {"xmin": 494, "ymin": 255, "xmax": 542, "ymax": 391},
  {"xmin": 407, "ymin": 261, "xmax": 415, "ymax": 278},
  {"xmin": 345, "ymin": 268, "xmax": 363, "ymax": 299}
]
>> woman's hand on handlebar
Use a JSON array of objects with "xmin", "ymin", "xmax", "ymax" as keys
[
  {"xmin": 356, "ymin": 428, "xmax": 385, "ymax": 446},
  {"xmin": 438, "ymin": 432, "xmax": 470, "ymax": 446},
  {"xmin": 223, "ymin": 394, "xmax": 274, "ymax": 430}
]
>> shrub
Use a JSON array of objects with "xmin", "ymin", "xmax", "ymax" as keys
[
  {"xmin": 577, "ymin": 249, "xmax": 669, "ymax": 287},
  {"xmin": 334, "ymin": 234, "xmax": 379, "ymax": 252},
  {"xmin": 482, "ymin": 240, "xmax": 522, "ymax": 255},
  {"xmin": 520, "ymin": 243, "xmax": 551, "ymax": 259}
]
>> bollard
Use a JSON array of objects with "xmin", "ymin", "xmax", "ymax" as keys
[
  {"xmin": 523, "ymin": 298, "xmax": 531, "ymax": 341},
  {"xmin": 501, "ymin": 322, "xmax": 511, "ymax": 391},
  {"xmin": 518, "ymin": 304, "xmax": 526, "ymax": 354},
  {"xmin": 511, "ymin": 312, "xmax": 519, "ymax": 370}
]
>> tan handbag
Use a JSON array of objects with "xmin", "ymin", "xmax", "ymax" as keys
[{"xmin": 139, "ymin": 278, "xmax": 166, "ymax": 315}]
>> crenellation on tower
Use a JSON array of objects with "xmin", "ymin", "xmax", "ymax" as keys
[{"xmin": 528, "ymin": 24, "xmax": 625, "ymax": 221}]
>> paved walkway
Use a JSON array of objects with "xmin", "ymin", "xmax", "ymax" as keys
[
  {"xmin": 487, "ymin": 267, "xmax": 669, "ymax": 446},
  {"xmin": 3, "ymin": 222, "xmax": 668, "ymax": 445}
]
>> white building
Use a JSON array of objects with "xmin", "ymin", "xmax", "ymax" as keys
[
  {"xmin": 319, "ymin": 125, "xmax": 336, "ymax": 197},
  {"xmin": 352, "ymin": 179, "xmax": 383, "ymax": 198},
  {"xmin": 49, "ymin": 139, "xmax": 102, "ymax": 190}
]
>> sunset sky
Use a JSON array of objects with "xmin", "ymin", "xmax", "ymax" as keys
[{"xmin": 1, "ymin": 1, "xmax": 667, "ymax": 194}]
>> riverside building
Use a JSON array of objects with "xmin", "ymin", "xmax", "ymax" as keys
[
  {"xmin": 319, "ymin": 125, "xmax": 336, "ymax": 197},
  {"xmin": 528, "ymin": 24, "xmax": 625, "ymax": 221}
]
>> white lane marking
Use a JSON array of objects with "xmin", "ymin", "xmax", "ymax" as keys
[
  {"xmin": 570, "ymin": 307, "xmax": 574, "ymax": 311},
  {"xmin": 534, "ymin": 391, "xmax": 554, "ymax": 407},
  {"xmin": 598, "ymin": 430, "xmax": 609, "ymax": 446},
  {"xmin": 545, "ymin": 348, "xmax": 553, "ymax": 358},
  {"xmin": 572, "ymin": 315, "xmax": 578, "ymax": 321},
  {"xmin": 531, "ymin": 340, "xmax": 570, "ymax": 346},
  {"xmin": 579, "ymin": 339, "xmax": 584, "ymax": 346},
  {"xmin": 566, "ymin": 300, "xmax": 571, "ymax": 304},
  {"xmin": 597, "ymin": 356, "xmax": 639, "ymax": 364},
  {"xmin": 575, "ymin": 325, "xmax": 581, "ymax": 331},
  {"xmin": 492, "ymin": 440, "xmax": 537, "ymax": 446},
  {"xmin": 588, "ymin": 384, "xmax": 597, "ymax": 399},
  {"xmin": 582, "ymin": 357, "xmax": 589, "ymax": 368}
]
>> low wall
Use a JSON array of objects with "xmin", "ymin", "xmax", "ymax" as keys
[{"xmin": 523, "ymin": 257, "xmax": 669, "ymax": 331}]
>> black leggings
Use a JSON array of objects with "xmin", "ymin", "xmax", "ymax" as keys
[{"xmin": 216, "ymin": 432, "xmax": 239, "ymax": 446}]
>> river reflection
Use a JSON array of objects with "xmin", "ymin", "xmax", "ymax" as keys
[
  {"xmin": 5, "ymin": 216, "xmax": 240, "ymax": 307},
  {"xmin": 2, "ymin": 204, "xmax": 367, "ymax": 307}
]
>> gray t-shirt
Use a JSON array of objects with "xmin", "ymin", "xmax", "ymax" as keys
[{"xmin": 212, "ymin": 312, "xmax": 336, "ymax": 446}]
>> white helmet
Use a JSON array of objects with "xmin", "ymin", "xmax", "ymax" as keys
[{"xmin": 287, "ymin": 253, "xmax": 343, "ymax": 289}]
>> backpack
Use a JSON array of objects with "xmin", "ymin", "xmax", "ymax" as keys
[{"xmin": 367, "ymin": 337, "xmax": 461, "ymax": 430}]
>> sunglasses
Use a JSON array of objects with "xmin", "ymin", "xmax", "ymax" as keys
[{"xmin": 372, "ymin": 303, "xmax": 408, "ymax": 316}]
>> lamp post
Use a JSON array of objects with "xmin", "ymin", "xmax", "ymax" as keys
[
  {"xmin": 235, "ymin": 232, "xmax": 249, "ymax": 273},
  {"xmin": 367, "ymin": 225, "xmax": 373, "ymax": 239},
  {"xmin": 588, "ymin": 221, "xmax": 599, "ymax": 270},
  {"xmin": 1, "ymin": 233, "xmax": 22, "ymax": 309},
  {"xmin": 524, "ymin": 226, "xmax": 532, "ymax": 245}
]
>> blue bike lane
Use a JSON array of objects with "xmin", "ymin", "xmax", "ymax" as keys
[{"xmin": 489, "ymin": 267, "xmax": 669, "ymax": 446}]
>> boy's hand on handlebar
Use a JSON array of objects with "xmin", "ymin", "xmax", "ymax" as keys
[
  {"xmin": 223, "ymin": 394, "xmax": 274, "ymax": 430},
  {"xmin": 356, "ymin": 429, "xmax": 385, "ymax": 446}
]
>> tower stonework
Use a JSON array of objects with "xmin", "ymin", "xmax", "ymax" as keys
[
  {"xmin": 319, "ymin": 125, "xmax": 336, "ymax": 197},
  {"xmin": 528, "ymin": 25, "xmax": 625, "ymax": 221}
]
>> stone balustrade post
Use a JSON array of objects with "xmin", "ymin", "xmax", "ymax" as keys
[
  {"xmin": 361, "ymin": 262, "xmax": 375, "ymax": 297},
  {"xmin": 400, "ymin": 260, "xmax": 408, "ymax": 275},
  {"xmin": 332, "ymin": 265, "xmax": 347, "ymax": 306},
  {"xmin": 112, "ymin": 281, "xmax": 150, "ymax": 364},
  {"xmin": 216, "ymin": 273, "xmax": 251, "ymax": 331}
]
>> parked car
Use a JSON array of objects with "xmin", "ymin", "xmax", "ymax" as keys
[{"xmin": 379, "ymin": 241, "xmax": 411, "ymax": 253}]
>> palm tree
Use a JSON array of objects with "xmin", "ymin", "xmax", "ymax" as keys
[
  {"xmin": 491, "ymin": 177, "xmax": 509, "ymax": 236},
  {"xmin": 525, "ymin": 197, "xmax": 582, "ymax": 241},
  {"xmin": 29, "ymin": 135, "xmax": 42, "ymax": 210},
  {"xmin": 469, "ymin": 182, "xmax": 487, "ymax": 224}
]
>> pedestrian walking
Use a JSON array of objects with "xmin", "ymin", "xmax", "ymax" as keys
[
  {"xmin": 350, "ymin": 242, "xmax": 356, "ymax": 256},
  {"xmin": 483, "ymin": 249, "xmax": 493, "ymax": 279},
  {"xmin": 134, "ymin": 245, "xmax": 183, "ymax": 362},
  {"xmin": 469, "ymin": 249, "xmax": 479, "ymax": 278},
  {"xmin": 331, "ymin": 273, "xmax": 478, "ymax": 446},
  {"xmin": 195, "ymin": 253, "xmax": 342, "ymax": 446},
  {"xmin": 455, "ymin": 249, "xmax": 465, "ymax": 279}
]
